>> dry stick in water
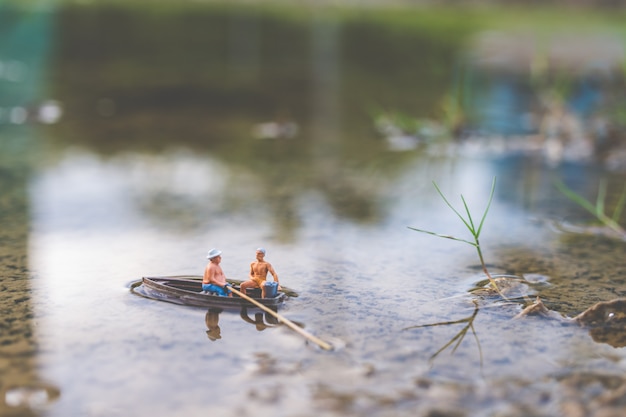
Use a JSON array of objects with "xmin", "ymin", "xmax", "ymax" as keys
[{"xmin": 229, "ymin": 285, "xmax": 333, "ymax": 351}]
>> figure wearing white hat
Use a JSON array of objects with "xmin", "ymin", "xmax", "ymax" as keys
[
  {"xmin": 240, "ymin": 247, "xmax": 280, "ymax": 298},
  {"xmin": 202, "ymin": 248, "xmax": 232, "ymax": 297}
]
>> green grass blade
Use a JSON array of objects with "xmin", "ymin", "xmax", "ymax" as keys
[
  {"xmin": 460, "ymin": 194, "xmax": 477, "ymax": 236},
  {"xmin": 612, "ymin": 183, "xmax": 626, "ymax": 222},
  {"xmin": 476, "ymin": 177, "xmax": 497, "ymax": 236},
  {"xmin": 555, "ymin": 178, "xmax": 626, "ymax": 235},
  {"xmin": 554, "ymin": 179, "xmax": 598, "ymax": 215},
  {"xmin": 432, "ymin": 181, "xmax": 474, "ymax": 232},
  {"xmin": 407, "ymin": 227, "xmax": 477, "ymax": 246},
  {"xmin": 596, "ymin": 179, "xmax": 607, "ymax": 217}
]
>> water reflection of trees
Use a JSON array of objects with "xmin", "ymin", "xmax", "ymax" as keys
[
  {"xmin": 47, "ymin": 6, "xmax": 465, "ymax": 152},
  {"xmin": 38, "ymin": 5, "xmax": 626, "ymax": 237},
  {"xmin": 40, "ymin": 6, "xmax": 469, "ymax": 237}
]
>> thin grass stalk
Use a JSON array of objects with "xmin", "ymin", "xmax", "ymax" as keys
[
  {"xmin": 461, "ymin": 195, "xmax": 477, "ymax": 233},
  {"xmin": 432, "ymin": 181, "xmax": 474, "ymax": 232},
  {"xmin": 611, "ymin": 183, "xmax": 626, "ymax": 223},
  {"xmin": 475, "ymin": 241, "xmax": 494, "ymax": 284},
  {"xmin": 476, "ymin": 178, "xmax": 496, "ymax": 236},
  {"xmin": 596, "ymin": 179, "xmax": 607, "ymax": 218},
  {"xmin": 409, "ymin": 177, "xmax": 502, "ymax": 295},
  {"xmin": 554, "ymin": 179, "xmax": 626, "ymax": 235}
]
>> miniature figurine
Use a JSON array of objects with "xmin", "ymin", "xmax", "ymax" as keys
[
  {"xmin": 240, "ymin": 247, "xmax": 280, "ymax": 298},
  {"xmin": 202, "ymin": 248, "xmax": 232, "ymax": 297}
]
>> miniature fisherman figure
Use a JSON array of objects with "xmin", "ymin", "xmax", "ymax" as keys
[
  {"xmin": 240, "ymin": 247, "xmax": 280, "ymax": 298},
  {"xmin": 202, "ymin": 249, "xmax": 232, "ymax": 297}
]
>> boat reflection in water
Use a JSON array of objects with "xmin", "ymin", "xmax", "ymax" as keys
[
  {"xmin": 239, "ymin": 307, "xmax": 279, "ymax": 330},
  {"xmin": 204, "ymin": 306, "xmax": 290, "ymax": 343},
  {"xmin": 131, "ymin": 277, "xmax": 303, "ymax": 343},
  {"xmin": 205, "ymin": 309, "xmax": 223, "ymax": 341}
]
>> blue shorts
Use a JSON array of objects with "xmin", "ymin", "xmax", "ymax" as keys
[{"xmin": 202, "ymin": 283, "xmax": 231, "ymax": 297}]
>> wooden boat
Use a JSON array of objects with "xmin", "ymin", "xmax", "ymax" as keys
[{"xmin": 136, "ymin": 275, "xmax": 287, "ymax": 309}]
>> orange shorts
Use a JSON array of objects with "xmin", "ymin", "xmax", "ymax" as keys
[{"xmin": 251, "ymin": 277, "xmax": 265, "ymax": 287}]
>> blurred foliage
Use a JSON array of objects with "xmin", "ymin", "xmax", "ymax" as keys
[
  {"xmin": 41, "ymin": 2, "xmax": 477, "ymax": 155},
  {"xmin": 5, "ymin": 0, "xmax": 626, "ymax": 171}
]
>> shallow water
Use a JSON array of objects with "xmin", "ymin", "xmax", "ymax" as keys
[
  {"xmin": 5, "ymin": 147, "xmax": 625, "ymax": 417},
  {"xmin": 2, "ymin": 3, "xmax": 626, "ymax": 417}
]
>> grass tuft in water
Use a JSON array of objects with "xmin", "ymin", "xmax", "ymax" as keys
[
  {"xmin": 409, "ymin": 177, "xmax": 503, "ymax": 295},
  {"xmin": 554, "ymin": 178, "xmax": 626, "ymax": 237}
]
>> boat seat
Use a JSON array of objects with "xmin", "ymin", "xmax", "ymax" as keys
[
  {"xmin": 246, "ymin": 288, "xmax": 262, "ymax": 298},
  {"xmin": 200, "ymin": 288, "xmax": 265, "ymax": 297}
]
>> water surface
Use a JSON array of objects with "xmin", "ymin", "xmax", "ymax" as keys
[{"xmin": 2, "ymin": 3, "xmax": 626, "ymax": 417}]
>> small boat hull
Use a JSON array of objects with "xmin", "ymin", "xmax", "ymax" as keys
[{"xmin": 137, "ymin": 276, "xmax": 287, "ymax": 309}]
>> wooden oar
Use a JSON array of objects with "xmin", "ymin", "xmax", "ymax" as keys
[{"xmin": 228, "ymin": 285, "xmax": 333, "ymax": 351}]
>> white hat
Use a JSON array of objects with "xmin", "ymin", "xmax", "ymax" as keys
[
  {"xmin": 256, "ymin": 247, "xmax": 266, "ymax": 254},
  {"xmin": 207, "ymin": 248, "xmax": 222, "ymax": 259}
]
